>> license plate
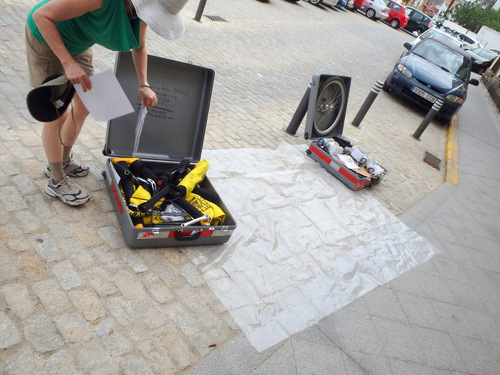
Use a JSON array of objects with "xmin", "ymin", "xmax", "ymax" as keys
[{"xmin": 411, "ymin": 86, "xmax": 437, "ymax": 103}]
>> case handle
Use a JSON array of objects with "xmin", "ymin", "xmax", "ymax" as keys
[{"xmin": 175, "ymin": 230, "xmax": 201, "ymax": 241}]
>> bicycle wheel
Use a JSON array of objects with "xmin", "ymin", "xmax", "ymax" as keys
[{"xmin": 313, "ymin": 77, "xmax": 347, "ymax": 136}]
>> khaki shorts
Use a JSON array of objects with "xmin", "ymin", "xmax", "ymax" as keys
[{"xmin": 25, "ymin": 24, "xmax": 94, "ymax": 88}]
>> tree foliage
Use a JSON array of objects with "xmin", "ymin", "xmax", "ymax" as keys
[{"xmin": 442, "ymin": 1, "xmax": 500, "ymax": 32}]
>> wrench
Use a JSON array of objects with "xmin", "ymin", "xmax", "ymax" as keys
[{"xmin": 181, "ymin": 214, "xmax": 211, "ymax": 227}]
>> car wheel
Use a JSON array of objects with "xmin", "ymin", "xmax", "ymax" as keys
[
  {"xmin": 309, "ymin": 0, "xmax": 322, "ymax": 4},
  {"xmin": 437, "ymin": 114, "xmax": 452, "ymax": 124},
  {"xmin": 415, "ymin": 28, "xmax": 424, "ymax": 36},
  {"xmin": 390, "ymin": 19, "xmax": 399, "ymax": 28},
  {"xmin": 382, "ymin": 75, "xmax": 391, "ymax": 92},
  {"xmin": 365, "ymin": 8, "xmax": 376, "ymax": 19},
  {"xmin": 382, "ymin": 80, "xmax": 389, "ymax": 92}
]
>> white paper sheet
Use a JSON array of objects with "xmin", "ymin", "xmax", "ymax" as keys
[
  {"xmin": 186, "ymin": 143, "xmax": 437, "ymax": 352},
  {"xmin": 336, "ymin": 153, "xmax": 360, "ymax": 170},
  {"xmin": 74, "ymin": 70, "xmax": 134, "ymax": 121}
]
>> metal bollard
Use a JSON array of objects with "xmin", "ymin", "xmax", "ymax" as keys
[
  {"xmin": 351, "ymin": 80, "xmax": 384, "ymax": 128},
  {"xmin": 194, "ymin": 0, "xmax": 207, "ymax": 22},
  {"xmin": 412, "ymin": 99, "xmax": 444, "ymax": 140},
  {"xmin": 284, "ymin": 86, "xmax": 311, "ymax": 136}
]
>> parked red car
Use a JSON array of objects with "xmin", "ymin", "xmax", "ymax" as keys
[{"xmin": 384, "ymin": 0, "xmax": 408, "ymax": 29}]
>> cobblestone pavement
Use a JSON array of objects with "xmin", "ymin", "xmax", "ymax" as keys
[{"xmin": 1, "ymin": 0, "xmax": 451, "ymax": 374}]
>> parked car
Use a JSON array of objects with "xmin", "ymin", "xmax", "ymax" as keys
[
  {"xmin": 308, "ymin": 0, "xmax": 339, "ymax": 7},
  {"xmin": 409, "ymin": 27, "xmax": 465, "ymax": 49},
  {"xmin": 347, "ymin": 0, "xmax": 390, "ymax": 21},
  {"xmin": 468, "ymin": 46, "xmax": 498, "ymax": 64},
  {"xmin": 404, "ymin": 7, "xmax": 432, "ymax": 35},
  {"xmin": 335, "ymin": 0, "xmax": 347, "ymax": 9},
  {"xmin": 383, "ymin": 37, "xmax": 480, "ymax": 123},
  {"xmin": 466, "ymin": 46, "xmax": 498, "ymax": 74},
  {"xmin": 460, "ymin": 33, "xmax": 481, "ymax": 49},
  {"xmin": 383, "ymin": 0, "xmax": 408, "ymax": 29},
  {"xmin": 432, "ymin": 23, "xmax": 481, "ymax": 49}
]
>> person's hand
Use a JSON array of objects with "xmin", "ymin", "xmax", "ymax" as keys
[
  {"xmin": 139, "ymin": 86, "xmax": 158, "ymax": 108},
  {"xmin": 65, "ymin": 60, "xmax": 92, "ymax": 92}
]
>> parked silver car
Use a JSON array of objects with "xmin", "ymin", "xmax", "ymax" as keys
[
  {"xmin": 347, "ymin": 0, "xmax": 390, "ymax": 21},
  {"xmin": 409, "ymin": 27, "xmax": 465, "ymax": 49},
  {"xmin": 307, "ymin": 0, "xmax": 339, "ymax": 7}
]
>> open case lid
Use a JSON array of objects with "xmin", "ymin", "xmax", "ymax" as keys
[
  {"xmin": 304, "ymin": 74, "xmax": 351, "ymax": 140},
  {"xmin": 104, "ymin": 52, "xmax": 215, "ymax": 162}
]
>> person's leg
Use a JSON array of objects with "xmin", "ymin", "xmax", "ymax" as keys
[
  {"xmin": 42, "ymin": 111, "xmax": 90, "ymax": 206},
  {"xmin": 42, "ymin": 111, "xmax": 68, "ymax": 184},
  {"xmin": 43, "ymin": 93, "xmax": 91, "ymax": 178},
  {"xmin": 58, "ymin": 48, "xmax": 94, "ymax": 176},
  {"xmin": 59, "ymin": 93, "xmax": 91, "ymax": 176},
  {"xmin": 59, "ymin": 92, "xmax": 89, "ymax": 149},
  {"xmin": 42, "ymin": 105, "xmax": 90, "ymax": 206}
]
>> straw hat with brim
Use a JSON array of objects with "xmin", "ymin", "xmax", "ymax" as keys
[
  {"xmin": 26, "ymin": 74, "xmax": 75, "ymax": 122},
  {"xmin": 131, "ymin": 0, "xmax": 188, "ymax": 40}
]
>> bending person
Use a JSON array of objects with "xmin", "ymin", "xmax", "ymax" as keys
[{"xmin": 25, "ymin": 0, "xmax": 188, "ymax": 205}]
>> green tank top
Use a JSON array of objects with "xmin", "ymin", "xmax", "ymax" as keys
[{"xmin": 27, "ymin": 0, "xmax": 140, "ymax": 56}]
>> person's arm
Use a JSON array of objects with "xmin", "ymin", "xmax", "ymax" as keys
[
  {"xmin": 132, "ymin": 22, "xmax": 158, "ymax": 108},
  {"xmin": 33, "ymin": 0, "xmax": 103, "ymax": 92}
]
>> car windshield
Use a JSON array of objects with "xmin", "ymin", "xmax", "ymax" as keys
[
  {"xmin": 472, "ymin": 47, "xmax": 497, "ymax": 60},
  {"xmin": 388, "ymin": 1, "xmax": 402, "ymax": 10},
  {"xmin": 413, "ymin": 41, "xmax": 469, "ymax": 80}
]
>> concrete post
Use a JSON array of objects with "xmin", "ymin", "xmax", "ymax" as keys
[
  {"xmin": 412, "ymin": 99, "xmax": 444, "ymax": 140},
  {"xmin": 194, "ymin": 0, "xmax": 207, "ymax": 22},
  {"xmin": 351, "ymin": 80, "xmax": 384, "ymax": 128},
  {"xmin": 284, "ymin": 86, "xmax": 311, "ymax": 136}
]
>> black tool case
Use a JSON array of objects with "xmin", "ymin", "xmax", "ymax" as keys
[{"xmin": 102, "ymin": 52, "xmax": 236, "ymax": 248}]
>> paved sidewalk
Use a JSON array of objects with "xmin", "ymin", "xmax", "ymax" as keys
[
  {"xmin": 186, "ymin": 77, "xmax": 500, "ymax": 375},
  {"xmin": 1, "ymin": 0, "xmax": 499, "ymax": 374}
]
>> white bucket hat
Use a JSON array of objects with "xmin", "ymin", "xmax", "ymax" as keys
[{"xmin": 131, "ymin": 0, "xmax": 188, "ymax": 40}]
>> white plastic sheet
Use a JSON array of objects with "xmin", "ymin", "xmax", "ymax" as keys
[{"xmin": 187, "ymin": 142, "xmax": 437, "ymax": 352}]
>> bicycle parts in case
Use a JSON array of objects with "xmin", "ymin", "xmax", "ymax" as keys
[{"xmin": 102, "ymin": 52, "xmax": 236, "ymax": 248}]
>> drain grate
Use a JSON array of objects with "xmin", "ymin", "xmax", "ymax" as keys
[
  {"xmin": 423, "ymin": 151, "xmax": 441, "ymax": 170},
  {"xmin": 204, "ymin": 15, "xmax": 227, "ymax": 22}
]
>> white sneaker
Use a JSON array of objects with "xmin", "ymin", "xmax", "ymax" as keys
[
  {"xmin": 45, "ymin": 176, "xmax": 90, "ymax": 206},
  {"xmin": 44, "ymin": 156, "xmax": 90, "ymax": 178}
]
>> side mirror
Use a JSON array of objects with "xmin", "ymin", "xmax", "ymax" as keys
[
  {"xmin": 404, "ymin": 42, "xmax": 412, "ymax": 50},
  {"xmin": 469, "ymin": 78, "xmax": 480, "ymax": 86}
]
